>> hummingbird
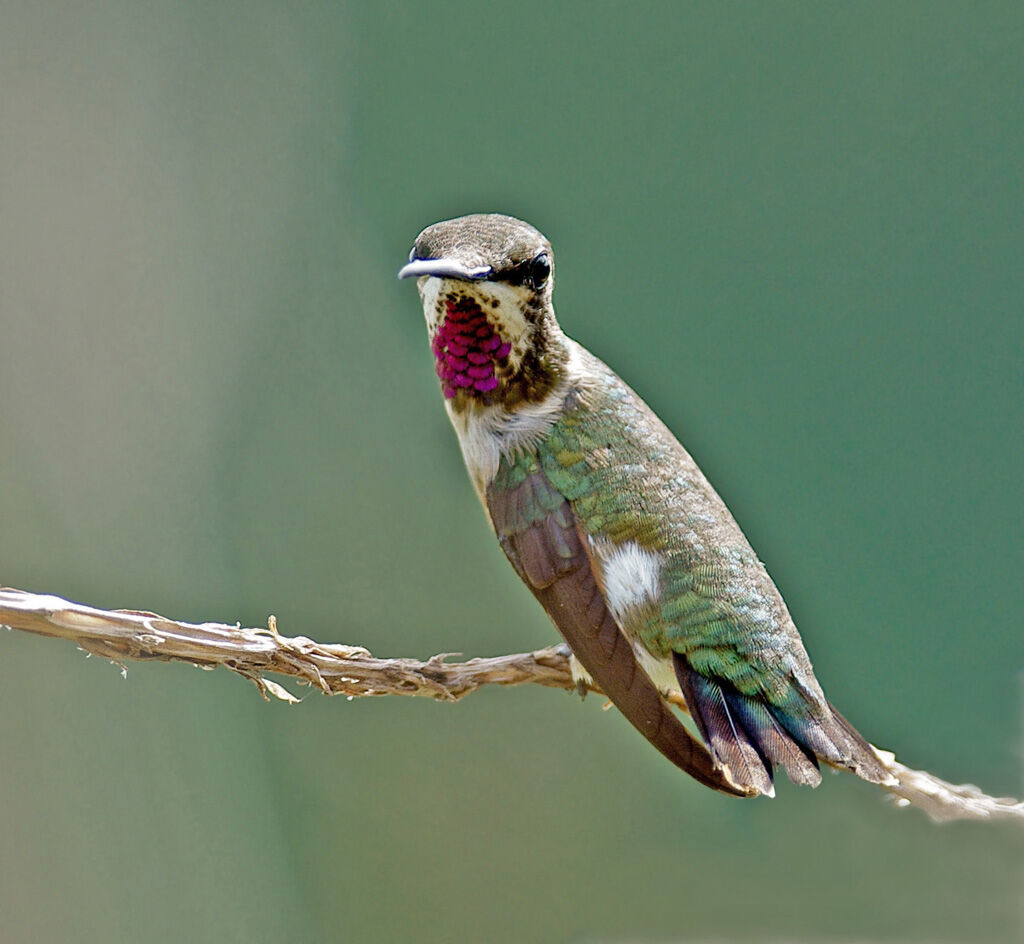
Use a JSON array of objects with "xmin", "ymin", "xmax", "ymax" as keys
[{"xmin": 399, "ymin": 213, "xmax": 891, "ymax": 798}]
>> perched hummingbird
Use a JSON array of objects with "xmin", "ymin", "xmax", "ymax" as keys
[{"xmin": 399, "ymin": 213, "xmax": 891, "ymax": 798}]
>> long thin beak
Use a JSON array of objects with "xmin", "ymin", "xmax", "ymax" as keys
[{"xmin": 397, "ymin": 258, "xmax": 493, "ymax": 281}]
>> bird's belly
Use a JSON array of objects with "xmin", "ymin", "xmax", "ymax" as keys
[
  {"xmin": 585, "ymin": 534, "xmax": 681, "ymax": 695},
  {"xmin": 631, "ymin": 640, "xmax": 680, "ymax": 695}
]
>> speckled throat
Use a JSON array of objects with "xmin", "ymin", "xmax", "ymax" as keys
[
  {"xmin": 432, "ymin": 295, "xmax": 511, "ymax": 399},
  {"xmin": 431, "ymin": 288, "xmax": 569, "ymax": 413}
]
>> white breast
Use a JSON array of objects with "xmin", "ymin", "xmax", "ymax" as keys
[{"xmin": 447, "ymin": 339, "xmax": 588, "ymax": 498}]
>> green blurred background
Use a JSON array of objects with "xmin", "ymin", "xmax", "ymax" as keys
[{"xmin": 1, "ymin": 2, "xmax": 1021, "ymax": 942}]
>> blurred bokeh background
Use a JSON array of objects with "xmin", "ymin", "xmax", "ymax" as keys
[{"xmin": 1, "ymin": 2, "xmax": 1021, "ymax": 942}]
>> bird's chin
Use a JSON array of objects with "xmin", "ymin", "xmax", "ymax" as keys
[
  {"xmin": 430, "ymin": 293, "xmax": 513, "ymax": 401},
  {"xmin": 420, "ymin": 276, "xmax": 524, "ymax": 329}
]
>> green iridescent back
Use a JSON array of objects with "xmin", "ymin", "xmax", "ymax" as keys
[{"xmin": 491, "ymin": 350, "xmax": 822, "ymax": 719}]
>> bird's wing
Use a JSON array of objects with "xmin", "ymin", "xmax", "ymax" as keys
[
  {"xmin": 659, "ymin": 561, "xmax": 891, "ymax": 793},
  {"xmin": 486, "ymin": 456, "xmax": 751, "ymax": 797},
  {"xmin": 568, "ymin": 495, "xmax": 889, "ymax": 795},
  {"xmin": 528, "ymin": 363, "xmax": 891, "ymax": 795}
]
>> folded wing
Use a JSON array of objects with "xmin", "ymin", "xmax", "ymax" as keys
[{"xmin": 487, "ymin": 465, "xmax": 750, "ymax": 797}]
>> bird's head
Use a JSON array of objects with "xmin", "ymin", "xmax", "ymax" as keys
[{"xmin": 399, "ymin": 214, "xmax": 568, "ymax": 410}]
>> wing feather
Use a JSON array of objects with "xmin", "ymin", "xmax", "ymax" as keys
[{"xmin": 488, "ymin": 467, "xmax": 749, "ymax": 797}]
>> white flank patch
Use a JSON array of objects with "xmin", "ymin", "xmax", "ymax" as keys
[
  {"xmin": 589, "ymin": 537, "xmax": 681, "ymax": 695},
  {"xmin": 592, "ymin": 539, "xmax": 663, "ymax": 621}
]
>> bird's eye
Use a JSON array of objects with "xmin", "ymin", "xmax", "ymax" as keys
[{"xmin": 529, "ymin": 252, "xmax": 551, "ymax": 289}]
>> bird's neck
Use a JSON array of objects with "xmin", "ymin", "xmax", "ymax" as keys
[
  {"xmin": 435, "ymin": 296, "xmax": 570, "ymax": 414},
  {"xmin": 445, "ymin": 335, "xmax": 584, "ymax": 499}
]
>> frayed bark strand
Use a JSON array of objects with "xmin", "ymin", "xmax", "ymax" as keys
[{"xmin": 1, "ymin": 587, "xmax": 1020, "ymax": 823}]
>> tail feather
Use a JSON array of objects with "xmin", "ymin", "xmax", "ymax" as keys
[
  {"xmin": 723, "ymin": 689, "xmax": 822, "ymax": 787},
  {"xmin": 673, "ymin": 654, "xmax": 888, "ymax": 792},
  {"xmin": 673, "ymin": 656, "xmax": 775, "ymax": 796},
  {"xmin": 824, "ymin": 701, "xmax": 892, "ymax": 784}
]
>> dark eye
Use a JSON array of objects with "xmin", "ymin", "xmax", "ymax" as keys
[{"xmin": 529, "ymin": 252, "xmax": 551, "ymax": 289}]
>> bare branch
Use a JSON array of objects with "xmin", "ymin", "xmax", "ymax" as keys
[
  {"xmin": 0, "ymin": 587, "xmax": 577, "ymax": 702},
  {"xmin": 2, "ymin": 586, "xmax": 1020, "ymax": 824},
  {"xmin": 872, "ymin": 748, "xmax": 1024, "ymax": 823}
]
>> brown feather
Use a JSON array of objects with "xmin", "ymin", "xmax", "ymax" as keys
[{"xmin": 488, "ymin": 471, "xmax": 749, "ymax": 797}]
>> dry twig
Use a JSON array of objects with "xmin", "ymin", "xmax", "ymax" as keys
[{"xmin": 2, "ymin": 586, "xmax": 1020, "ymax": 824}]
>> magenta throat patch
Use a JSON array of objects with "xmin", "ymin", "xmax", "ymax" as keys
[{"xmin": 432, "ymin": 297, "xmax": 512, "ymax": 398}]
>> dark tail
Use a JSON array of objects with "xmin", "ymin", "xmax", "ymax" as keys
[{"xmin": 673, "ymin": 654, "xmax": 890, "ymax": 795}]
